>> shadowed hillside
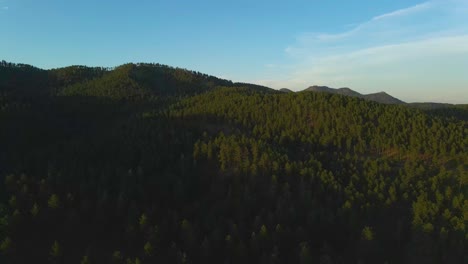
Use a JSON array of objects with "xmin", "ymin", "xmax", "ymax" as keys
[{"xmin": 0, "ymin": 61, "xmax": 466, "ymax": 264}]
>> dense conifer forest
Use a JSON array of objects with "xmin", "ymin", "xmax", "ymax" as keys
[{"xmin": 0, "ymin": 61, "xmax": 467, "ymax": 263}]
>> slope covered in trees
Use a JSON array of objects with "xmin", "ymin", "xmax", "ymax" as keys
[
  {"xmin": 0, "ymin": 62, "xmax": 466, "ymax": 263},
  {"xmin": 304, "ymin": 85, "xmax": 406, "ymax": 104}
]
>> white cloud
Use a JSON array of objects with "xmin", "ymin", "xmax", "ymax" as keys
[
  {"xmin": 261, "ymin": 0, "xmax": 468, "ymax": 103},
  {"xmin": 1, "ymin": 6, "xmax": 8, "ymax": 10},
  {"xmin": 372, "ymin": 2, "xmax": 432, "ymax": 21},
  {"xmin": 287, "ymin": 1, "xmax": 434, "ymax": 46}
]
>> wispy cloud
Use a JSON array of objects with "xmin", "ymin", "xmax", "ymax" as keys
[
  {"xmin": 1, "ymin": 6, "xmax": 8, "ymax": 10},
  {"xmin": 258, "ymin": 0, "xmax": 468, "ymax": 103},
  {"xmin": 309, "ymin": 3, "xmax": 430, "ymax": 43},
  {"xmin": 372, "ymin": 2, "xmax": 432, "ymax": 21},
  {"xmin": 288, "ymin": 1, "xmax": 433, "ymax": 45}
]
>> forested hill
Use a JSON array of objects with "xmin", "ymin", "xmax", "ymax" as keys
[
  {"xmin": 0, "ymin": 61, "xmax": 467, "ymax": 264},
  {"xmin": 304, "ymin": 85, "xmax": 406, "ymax": 105},
  {"xmin": 0, "ymin": 61, "xmax": 274, "ymax": 99}
]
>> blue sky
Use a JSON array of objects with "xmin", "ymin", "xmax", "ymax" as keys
[{"xmin": 1, "ymin": 0, "xmax": 467, "ymax": 103}]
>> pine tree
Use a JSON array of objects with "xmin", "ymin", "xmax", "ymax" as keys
[
  {"xmin": 299, "ymin": 242, "xmax": 313, "ymax": 264},
  {"xmin": 0, "ymin": 237, "xmax": 11, "ymax": 254},
  {"xmin": 144, "ymin": 241, "xmax": 153, "ymax": 256},
  {"xmin": 139, "ymin": 213, "xmax": 148, "ymax": 229},
  {"xmin": 80, "ymin": 255, "xmax": 90, "ymax": 264},
  {"xmin": 30, "ymin": 203, "xmax": 39, "ymax": 217},
  {"xmin": 361, "ymin": 226, "xmax": 374, "ymax": 241},
  {"xmin": 50, "ymin": 240, "xmax": 62, "ymax": 258},
  {"xmin": 48, "ymin": 194, "xmax": 60, "ymax": 209},
  {"xmin": 112, "ymin": 251, "xmax": 122, "ymax": 263}
]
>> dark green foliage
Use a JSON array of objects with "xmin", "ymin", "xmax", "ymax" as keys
[{"xmin": 0, "ymin": 62, "xmax": 466, "ymax": 263}]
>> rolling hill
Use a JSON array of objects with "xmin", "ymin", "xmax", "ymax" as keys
[{"xmin": 0, "ymin": 61, "xmax": 466, "ymax": 264}]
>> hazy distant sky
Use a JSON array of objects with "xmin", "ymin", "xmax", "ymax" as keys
[{"xmin": 1, "ymin": 0, "xmax": 467, "ymax": 103}]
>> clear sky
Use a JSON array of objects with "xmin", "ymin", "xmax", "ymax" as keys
[{"xmin": 1, "ymin": 0, "xmax": 467, "ymax": 103}]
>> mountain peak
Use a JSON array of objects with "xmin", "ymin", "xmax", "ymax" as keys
[
  {"xmin": 304, "ymin": 85, "xmax": 405, "ymax": 104},
  {"xmin": 279, "ymin": 88, "xmax": 293, "ymax": 93},
  {"xmin": 365, "ymin": 91, "xmax": 405, "ymax": 104}
]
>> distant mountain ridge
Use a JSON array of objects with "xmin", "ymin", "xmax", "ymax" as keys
[
  {"xmin": 1, "ymin": 61, "xmax": 463, "ymax": 107},
  {"xmin": 304, "ymin": 85, "xmax": 405, "ymax": 104},
  {"xmin": 279, "ymin": 88, "xmax": 293, "ymax": 93},
  {"xmin": 364, "ymin": 91, "xmax": 405, "ymax": 105}
]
